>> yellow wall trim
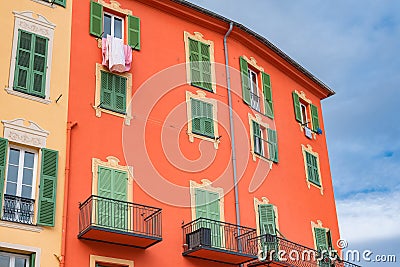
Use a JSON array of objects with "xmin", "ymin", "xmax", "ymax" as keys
[{"xmin": 0, "ymin": 221, "xmax": 43, "ymax": 233}]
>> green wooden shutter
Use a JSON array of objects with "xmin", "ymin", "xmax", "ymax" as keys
[
  {"xmin": 202, "ymin": 101, "xmax": 214, "ymax": 138},
  {"xmin": 90, "ymin": 1, "xmax": 103, "ymax": 37},
  {"xmin": 292, "ymin": 91, "xmax": 302, "ymax": 122},
  {"xmin": 315, "ymin": 228, "xmax": 328, "ymax": 251},
  {"xmin": 14, "ymin": 31, "xmax": 33, "ymax": 93},
  {"xmin": 98, "ymin": 166, "xmax": 112, "ymax": 198},
  {"xmin": 195, "ymin": 188, "xmax": 208, "ymax": 219},
  {"xmin": 259, "ymin": 204, "xmax": 276, "ymax": 235},
  {"xmin": 127, "ymin": 15, "xmax": 140, "ymax": 50},
  {"xmin": 191, "ymin": 98, "xmax": 202, "ymax": 135},
  {"xmin": 37, "ymin": 149, "xmax": 58, "ymax": 226},
  {"xmin": 113, "ymin": 75, "xmax": 127, "ymax": 114},
  {"xmin": 310, "ymin": 104, "xmax": 320, "ymax": 132},
  {"xmin": 0, "ymin": 138, "xmax": 8, "ymax": 210},
  {"xmin": 262, "ymin": 72, "xmax": 274, "ymax": 118},
  {"xmin": 240, "ymin": 56, "xmax": 250, "ymax": 105},
  {"xmin": 111, "ymin": 170, "xmax": 127, "ymax": 230},
  {"xmin": 253, "ymin": 121, "xmax": 262, "ymax": 156},
  {"xmin": 31, "ymin": 35, "xmax": 48, "ymax": 98},
  {"xmin": 100, "ymin": 71, "xmax": 113, "ymax": 110},
  {"xmin": 54, "ymin": 0, "xmax": 66, "ymax": 7},
  {"xmin": 306, "ymin": 152, "xmax": 320, "ymax": 186},
  {"xmin": 267, "ymin": 129, "xmax": 278, "ymax": 163},
  {"xmin": 199, "ymin": 42, "xmax": 212, "ymax": 91},
  {"xmin": 189, "ymin": 38, "xmax": 202, "ymax": 88}
]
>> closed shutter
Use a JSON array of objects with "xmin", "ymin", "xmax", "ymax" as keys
[
  {"xmin": 202, "ymin": 101, "xmax": 214, "ymax": 138},
  {"xmin": 14, "ymin": 31, "xmax": 33, "ymax": 93},
  {"xmin": 315, "ymin": 227, "xmax": 328, "ymax": 251},
  {"xmin": 189, "ymin": 38, "xmax": 201, "ymax": 88},
  {"xmin": 240, "ymin": 57, "xmax": 250, "ymax": 105},
  {"xmin": 100, "ymin": 71, "xmax": 113, "ymax": 110},
  {"xmin": 188, "ymin": 38, "xmax": 212, "ymax": 91},
  {"xmin": 0, "ymin": 138, "xmax": 8, "ymax": 210},
  {"xmin": 37, "ymin": 149, "xmax": 58, "ymax": 226},
  {"xmin": 292, "ymin": 91, "xmax": 302, "ymax": 122},
  {"xmin": 54, "ymin": 0, "xmax": 66, "ymax": 7},
  {"xmin": 113, "ymin": 75, "xmax": 127, "ymax": 114},
  {"xmin": 90, "ymin": 1, "xmax": 103, "ymax": 37},
  {"xmin": 259, "ymin": 204, "xmax": 276, "ymax": 235},
  {"xmin": 267, "ymin": 129, "xmax": 278, "ymax": 163},
  {"xmin": 100, "ymin": 71, "xmax": 127, "ymax": 114},
  {"xmin": 195, "ymin": 188, "xmax": 208, "ymax": 219},
  {"xmin": 31, "ymin": 35, "xmax": 48, "ymax": 98},
  {"xmin": 306, "ymin": 152, "xmax": 320, "ymax": 186},
  {"xmin": 262, "ymin": 72, "xmax": 273, "ymax": 118},
  {"xmin": 191, "ymin": 98, "xmax": 202, "ymax": 135},
  {"xmin": 199, "ymin": 42, "xmax": 212, "ymax": 91},
  {"xmin": 127, "ymin": 15, "xmax": 140, "ymax": 50},
  {"xmin": 310, "ymin": 104, "xmax": 320, "ymax": 132},
  {"xmin": 98, "ymin": 166, "xmax": 112, "ymax": 198}
]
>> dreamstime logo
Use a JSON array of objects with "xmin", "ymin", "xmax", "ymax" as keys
[{"xmin": 121, "ymin": 62, "xmax": 276, "ymax": 207}]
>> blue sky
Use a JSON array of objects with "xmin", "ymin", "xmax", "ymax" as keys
[{"xmin": 187, "ymin": 0, "xmax": 400, "ymax": 265}]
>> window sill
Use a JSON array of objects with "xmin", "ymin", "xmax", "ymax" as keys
[
  {"xmin": 299, "ymin": 123, "xmax": 317, "ymax": 140},
  {"xmin": 93, "ymin": 105, "xmax": 132, "ymax": 125},
  {"xmin": 5, "ymin": 88, "xmax": 51, "ymax": 104},
  {"xmin": 0, "ymin": 220, "xmax": 43, "ymax": 232},
  {"xmin": 306, "ymin": 179, "xmax": 323, "ymax": 195},
  {"xmin": 187, "ymin": 131, "xmax": 219, "ymax": 149},
  {"xmin": 251, "ymin": 149, "xmax": 274, "ymax": 166}
]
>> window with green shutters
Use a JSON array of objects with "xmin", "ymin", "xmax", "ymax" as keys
[
  {"xmin": 89, "ymin": 1, "xmax": 141, "ymax": 50},
  {"xmin": 252, "ymin": 121, "xmax": 279, "ymax": 163},
  {"xmin": 191, "ymin": 98, "xmax": 214, "ymax": 138},
  {"xmin": 188, "ymin": 38, "xmax": 212, "ymax": 91},
  {"xmin": 13, "ymin": 30, "xmax": 48, "ymax": 98},
  {"xmin": 100, "ymin": 71, "xmax": 127, "ymax": 114},
  {"xmin": 292, "ymin": 91, "xmax": 321, "ymax": 133},
  {"xmin": 305, "ymin": 151, "xmax": 321, "ymax": 186},
  {"xmin": 258, "ymin": 204, "xmax": 279, "ymax": 260},
  {"xmin": 314, "ymin": 227, "xmax": 333, "ymax": 267},
  {"xmin": 240, "ymin": 56, "xmax": 274, "ymax": 118}
]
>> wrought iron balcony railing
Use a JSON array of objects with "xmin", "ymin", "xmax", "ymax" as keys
[
  {"xmin": 182, "ymin": 217, "xmax": 258, "ymax": 264},
  {"xmin": 2, "ymin": 194, "xmax": 35, "ymax": 225},
  {"xmin": 247, "ymin": 234, "xmax": 361, "ymax": 267},
  {"xmin": 78, "ymin": 195, "xmax": 162, "ymax": 248}
]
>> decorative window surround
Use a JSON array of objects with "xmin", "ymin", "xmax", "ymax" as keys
[
  {"xmin": 184, "ymin": 31, "xmax": 216, "ymax": 93},
  {"xmin": 253, "ymin": 197, "xmax": 280, "ymax": 237},
  {"xmin": 189, "ymin": 179, "xmax": 224, "ymax": 222},
  {"xmin": 0, "ymin": 242, "xmax": 41, "ymax": 267},
  {"xmin": 90, "ymin": 255, "xmax": 134, "ymax": 267},
  {"xmin": 91, "ymin": 156, "xmax": 133, "ymax": 202},
  {"xmin": 6, "ymin": 11, "xmax": 55, "ymax": 104},
  {"xmin": 2, "ymin": 119, "xmax": 49, "ymax": 148},
  {"xmin": 311, "ymin": 220, "xmax": 330, "ymax": 250},
  {"xmin": 293, "ymin": 90, "xmax": 317, "ymax": 139},
  {"xmin": 93, "ymin": 64, "xmax": 133, "ymax": 125},
  {"xmin": 248, "ymin": 113, "xmax": 273, "ymax": 166},
  {"xmin": 186, "ymin": 90, "xmax": 219, "ymax": 149},
  {"xmin": 241, "ymin": 55, "xmax": 265, "ymax": 72},
  {"xmin": 0, "ymin": 220, "xmax": 43, "ymax": 233},
  {"xmin": 302, "ymin": 144, "xmax": 323, "ymax": 195}
]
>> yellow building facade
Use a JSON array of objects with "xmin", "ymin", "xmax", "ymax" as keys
[{"xmin": 0, "ymin": 0, "xmax": 72, "ymax": 266}]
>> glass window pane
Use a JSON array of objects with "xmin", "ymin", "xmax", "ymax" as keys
[
  {"xmin": 9, "ymin": 148, "xmax": 20, "ymax": 165},
  {"xmin": 6, "ymin": 182, "xmax": 17, "ymax": 196},
  {"xmin": 104, "ymin": 14, "xmax": 111, "ymax": 37},
  {"xmin": 24, "ymin": 152, "xmax": 35, "ymax": 168},
  {"xmin": 15, "ymin": 257, "xmax": 27, "ymax": 267},
  {"xmin": 114, "ymin": 17, "xmax": 123, "ymax": 39},
  {"xmin": 22, "ymin": 185, "xmax": 33, "ymax": 199},
  {"xmin": 0, "ymin": 255, "xmax": 10, "ymax": 267},
  {"xmin": 22, "ymin": 168, "xmax": 33, "ymax": 186},
  {"xmin": 7, "ymin": 165, "xmax": 19, "ymax": 182}
]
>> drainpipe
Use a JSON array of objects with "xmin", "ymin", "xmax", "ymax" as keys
[
  {"xmin": 223, "ymin": 22, "xmax": 240, "ymax": 227},
  {"xmin": 60, "ymin": 121, "xmax": 78, "ymax": 267}
]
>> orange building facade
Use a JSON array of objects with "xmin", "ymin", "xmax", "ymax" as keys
[{"xmin": 65, "ymin": 0, "xmax": 359, "ymax": 267}]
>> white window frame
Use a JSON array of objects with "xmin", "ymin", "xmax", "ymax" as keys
[
  {"xmin": 0, "ymin": 251, "xmax": 31, "ymax": 267},
  {"xmin": 103, "ymin": 12, "xmax": 124, "ymax": 40},
  {"xmin": 300, "ymin": 102, "xmax": 309, "ymax": 126},
  {"xmin": 248, "ymin": 68, "xmax": 260, "ymax": 112},
  {"xmin": 6, "ymin": 11, "xmax": 55, "ymax": 104},
  {"xmin": 5, "ymin": 146, "xmax": 38, "ymax": 200}
]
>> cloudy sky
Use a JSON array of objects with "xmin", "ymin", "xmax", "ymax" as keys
[{"xmin": 187, "ymin": 0, "xmax": 400, "ymax": 265}]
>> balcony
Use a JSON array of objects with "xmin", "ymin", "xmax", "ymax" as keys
[
  {"xmin": 2, "ymin": 194, "xmax": 35, "ymax": 225},
  {"xmin": 182, "ymin": 218, "xmax": 258, "ymax": 265},
  {"xmin": 78, "ymin": 195, "xmax": 162, "ymax": 248},
  {"xmin": 247, "ymin": 234, "xmax": 361, "ymax": 267}
]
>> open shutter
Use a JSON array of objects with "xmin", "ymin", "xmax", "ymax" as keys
[
  {"xmin": 0, "ymin": 138, "xmax": 8, "ymax": 210},
  {"xmin": 267, "ymin": 129, "xmax": 278, "ymax": 163},
  {"xmin": 312, "ymin": 153, "xmax": 321, "ymax": 185},
  {"xmin": 202, "ymin": 101, "xmax": 214, "ymax": 138},
  {"xmin": 191, "ymin": 98, "xmax": 202, "ymax": 135},
  {"xmin": 127, "ymin": 15, "xmax": 140, "ymax": 50},
  {"xmin": 259, "ymin": 204, "xmax": 276, "ymax": 235},
  {"xmin": 199, "ymin": 42, "xmax": 212, "ymax": 91},
  {"xmin": 37, "ymin": 149, "xmax": 58, "ymax": 226},
  {"xmin": 113, "ymin": 75, "xmax": 127, "ymax": 114},
  {"xmin": 315, "ymin": 228, "xmax": 328, "ymax": 251},
  {"xmin": 100, "ymin": 71, "xmax": 113, "ymax": 110},
  {"xmin": 31, "ymin": 35, "xmax": 48, "ymax": 98},
  {"xmin": 54, "ymin": 0, "xmax": 66, "ymax": 7},
  {"xmin": 262, "ymin": 72, "xmax": 274, "ymax": 118},
  {"xmin": 292, "ymin": 91, "xmax": 302, "ymax": 122},
  {"xmin": 189, "ymin": 38, "xmax": 202, "ymax": 88},
  {"xmin": 310, "ymin": 104, "xmax": 320, "ymax": 132},
  {"xmin": 14, "ymin": 31, "xmax": 33, "ymax": 93},
  {"xmin": 240, "ymin": 57, "xmax": 250, "ymax": 105},
  {"xmin": 90, "ymin": 1, "xmax": 103, "ymax": 37},
  {"xmin": 253, "ymin": 121, "xmax": 262, "ymax": 156}
]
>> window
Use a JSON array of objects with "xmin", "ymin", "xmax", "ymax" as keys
[
  {"xmin": 100, "ymin": 71, "xmax": 127, "ymax": 114},
  {"xmin": 258, "ymin": 204, "xmax": 276, "ymax": 235},
  {"xmin": 89, "ymin": 1, "xmax": 140, "ymax": 50},
  {"xmin": 184, "ymin": 32, "xmax": 216, "ymax": 93},
  {"xmin": 313, "ymin": 226, "xmax": 334, "ymax": 267},
  {"xmin": 90, "ymin": 255, "xmax": 133, "ymax": 267},
  {"xmin": 0, "ymin": 252, "xmax": 32, "ymax": 267},
  {"xmin": 292, "ymin": 91, "xmax": 321, "ymax": 133},
  {"xmin": 7, "ymin": 12, "xmax": 55, "ymax": 104},
  {"xmin": 240, "ymin": 56, "xmax": 274, "ymax": 118},
  {"xmin": 186, "ymin": 91, "xmax": 219, "ymax": 148},
  {"xmin": 0, "ymin": 137, "xmax": 59, "ymax": 226},
  {"xmin": 302, "ymin": 145, "xmax": 323, "ymax": 194},
  {"xmin": 250, "ymin": 117, "xmax": 278, "ymax": 163}
]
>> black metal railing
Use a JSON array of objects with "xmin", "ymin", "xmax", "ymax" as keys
[
  {"xmin": 79, "ymin": 195, "xmax": 162, "ymax": 238},
  {"xmin": 182, "ymin": 217, "xmax": 257, "ymax": 255},
  {"xmin": 248, "ymin": 234, "xmax": 361, "ymax": 267},
  {"xmin": 2, "ymin": 194, "xmax": 35, "ymax": 225},
  {"xmin": 254, "ymin": 135, "xmax": 274, "ymax": 161}
]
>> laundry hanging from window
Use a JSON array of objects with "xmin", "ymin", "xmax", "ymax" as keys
[{"xmin": 102, "ymin": 35, "xmax": 132, "ymax": 72}]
